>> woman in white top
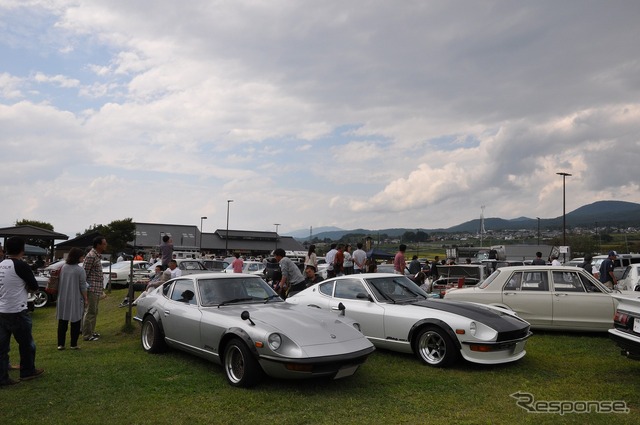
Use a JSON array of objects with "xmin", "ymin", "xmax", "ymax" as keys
[{"xmin": 304, "ymin": 245, "xmax": 317, "ymax": 270}]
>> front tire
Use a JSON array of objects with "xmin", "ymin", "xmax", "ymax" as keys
[
  {"xmin": 414, "ymin": 326, "xmax": 458, "ymax": 367},
  {"xmin": 141, "ymin": 316, "xmax": 166, "ymax": 353},
  {"xmin": 33, "ymin": 289, "xmax": 49, "ymax": 308},
  {"xmin": 223, "ymin": 338, "xmax": 263, "ymax": 388}
]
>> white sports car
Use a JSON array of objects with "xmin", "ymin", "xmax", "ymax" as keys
[{"xmin": 286, "ymin": 273, "xmax": 531, "ymax": 367}]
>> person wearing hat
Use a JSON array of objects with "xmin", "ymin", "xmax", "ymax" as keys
[{"xmin": 598, "ymin": 251, "xmax": 618, "ymax": 289}]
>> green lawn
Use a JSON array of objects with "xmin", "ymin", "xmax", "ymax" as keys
[{"xmin": 1, "ymin": 289, "xmax": 639, "ymax": 424}]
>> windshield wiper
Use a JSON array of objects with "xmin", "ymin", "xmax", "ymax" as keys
[
  {"xmin": 263, "ymin": 294, "xmax": 282, "ymax": 303},
  {"xmin": 218, "ymin": 297, "xmax": 254, "ymax": 307}
]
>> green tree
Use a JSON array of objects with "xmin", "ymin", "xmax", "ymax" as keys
[
  {"xmin": 84, "ymin": 218, "xmax": 136, "ymax": 260},
  {"xmin": 15, "ymin": 219, "xmax": 54, "ymax": 249}
]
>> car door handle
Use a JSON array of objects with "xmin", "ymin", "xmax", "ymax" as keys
[
  {"xmin": 164, "ymin": 310, "xmax": 170, "ymax": 316},
  {"xmin": 554, "ymin": 293, "xmax": 567, "ymax": 297},
  {"xmin": 504, "ymin": 292, "xmax": 517, "ymax": 295}
]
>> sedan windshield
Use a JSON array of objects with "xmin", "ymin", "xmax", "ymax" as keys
[
  {"xmin": 198, "ymin": 277, "xmax": 282, "ymax": 306},
  {"xmin": 365, "ymin": 276, "xmax": 429, "ymax": 303}
]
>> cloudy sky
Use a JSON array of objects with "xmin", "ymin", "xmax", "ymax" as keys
[{"xmin": 1, "ymin": 1, "xmax": 639, "ymax": 238}]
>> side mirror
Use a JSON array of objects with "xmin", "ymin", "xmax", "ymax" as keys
[
  {"xmin": 338, "ymin": 302, "xmax": 346, "ymax": 316},
  {"xmin": 241, "ymin": 310, "xmax": 255, "ymax": 325}
]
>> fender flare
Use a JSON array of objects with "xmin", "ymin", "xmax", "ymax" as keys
[{"xmin": 408, "ymin": 318, "xmax": 462, "ymax": 351}]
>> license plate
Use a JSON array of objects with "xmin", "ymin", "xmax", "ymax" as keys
[
  {"xmin": 334, "ymin": 365, "xmax": 359, "ymax": 379},
  {"xmin": 633, "ymin": 319, "xmax": 640, "ymax": 334}
]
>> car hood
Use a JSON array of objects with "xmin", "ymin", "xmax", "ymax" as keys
[
  {"xmin": 410, "ymin": 298, "xmax": 529, "ymax": 330},
  {"xmin": 231, "ymin": 302, "xmax": 367, "ymax": 347}
]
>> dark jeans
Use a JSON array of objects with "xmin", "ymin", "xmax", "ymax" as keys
[
  {"xmin": 0, "ymin": 310, "xmax": 37, "ymax": 381},
  {"xmin": 58, "ymin": 319, "xmax": 81, "ymax": 347}
]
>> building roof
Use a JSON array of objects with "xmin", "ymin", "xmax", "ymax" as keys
[{"xmin": 0, "ymin": 225, "xmax": 69, "ymax": 241}]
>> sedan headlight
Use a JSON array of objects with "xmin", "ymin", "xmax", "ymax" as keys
[{"xmin": 268, "ymin": 333, "xmax": 282, "ymax": 350}]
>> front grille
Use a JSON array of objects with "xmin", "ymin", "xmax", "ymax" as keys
[{"xmin": 496, "ymin": 326, "xmax": 530, "ymax": 342}]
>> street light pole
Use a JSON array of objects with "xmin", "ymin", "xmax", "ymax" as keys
[
  {"xmin": 536, "ymin": 217, "xmax": 540, "ymax": 245},
  {"xmin": 274, "ymin": 223, "xmax": 280, "ymax": 250},
  {"xmin": 199, "ymin": 216, "xmax": 207, "ymax": 254},
  {"xmin": 225, "ymin": 200, "xmax": 233, "ymax": 255},
  {"xmin": 556, "ymin": 172, "xmax": 571, "ymax": 262}
]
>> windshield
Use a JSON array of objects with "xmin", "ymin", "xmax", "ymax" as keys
[
  {"xmin": 197, "ymin": 276, "xmax": 281, "ymax": 306},
  {"xmin": 365, "ymin": 275, "xmax": 429, "ymax": 303}
]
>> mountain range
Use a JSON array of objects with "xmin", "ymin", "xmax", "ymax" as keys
[{"xmin": 285, "ymin": 200, "xmax": 640, "ymax": 241}]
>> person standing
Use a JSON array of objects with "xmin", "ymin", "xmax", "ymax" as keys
[
  {"xmin": 580, "ymin": 254, "xmax": 596, "ymax": 276},
  {"xmin": 304, "ymin": 245, "xmax": 318, "ymax": 271},
  {"xmin": 82, "ymin": 236, "xmax": 107, "ymax": 342},
  {"xmin": 408, "ymin": 255, "xmax": 421, "ymax": 275},
  {"xmin": 159, "ymin": 235, "xmax": 173, "ymax": 270},
  {"xmin": 325, "ymin": 244, "xmax": 338, "ymax": 278},
  {"xmin": 430, "ymin": 256, "xmax": 440, "ymax": 280},
  {"xmin": 231, "ymin": 253, "xmax": 244, "ymax": 273},
  {"xmin": 273, "ymin": 248, "xmax": 305, "ymax": 299},
  {"xmin": 167, "ymin": 260, "xmax": 182, "ymax": 279},
  {"xmin": 599, "ymin": 251, "xmax": 618, "ymax": 289},
  {"xmin": 352, "ymin": 243, "xmax": 367, "ymax": 274},
  {"xmin": 334, "ymin": 244, "xmax": 345, "ymax": 276},
  {"xmin": 531, "ymin": 252, "xmax": 546, "ymax": 265},
  {"xmin": 394, "ymin": 244, "xmax": 407, "ymax": 275},
  {"xmin": 56, "ymin": 248, "xmax": 88, "ymax": 350},
  {"xmin": 343, "ymin": 245, "xmax": 354, "ymax": 275},
  {"xmin": 550, "ymin": 255, "xmax": 561, "ymax": 266},
  {"xmin": 0, "ymin": 236, "xmax": 45, "ymax": 385}
]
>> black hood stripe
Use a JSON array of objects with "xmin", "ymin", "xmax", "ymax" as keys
[{"xmin": 413, "ymin": 299, "xmax": 528, "ymax": 332}]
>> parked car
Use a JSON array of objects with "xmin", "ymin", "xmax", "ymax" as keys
[
  {"xmin": 286, "ymin": 273, "xmax": 531, "ymax": 367},
  {"xmin": 609, "ymin": 294, "xmax": 640, "ymax": 360},
  {"xmin": 29, "ymin": 275, "xmax": 53, "ymax": 308},
  {"xmin": 147, "ymin": 259, "xmax": 210, "ymax": 276},
  {"xmin": 103, "ymin": 260, "xmax": 152, "ymax": 288},
  {"xmin": 617, "ymin": 264, "xmax": 640, "ymax": 291},
  {"xmin": 444, "ymin": 265, "xmax": 630, "ymax": 332},
  {"xmin": 431, "ymin": 264, "xmax": 489, "ymax": 297},
  {"xmin": 134, "ymin": 273, "xmax": 375, "ymax": 387},
  {"xmin": 224, "ymin": 260, "xmax": 266, "ymax": 275},
  {"xmin": 201, "ymin": 259, "xmax": 229, "ymax": 272}
]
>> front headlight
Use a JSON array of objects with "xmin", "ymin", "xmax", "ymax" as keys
[
  {"xmin": 268, "ymin": 333, "xmax": 282, "ymax": 350},
  {"xmin": 469, "ymin": 321, "xmax": 477, "ymax": 336}
]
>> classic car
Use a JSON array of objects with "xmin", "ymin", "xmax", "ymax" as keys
[
  {"xmin": 147, "ymin": 259, "xmax": 210, "ymax": 276},
  {"xmin": 444, "ymin": 265, "xmax": 632, "ymax": 332},
  {"xmin": 134, "ymin": 273, "xmax": 375, "ymax": 387},
  {"xmin": 201, "ymin": 259, "xmax": 229, "ymax": 272},
  {"xmin": 431, "ymin": 264, "xmax": 489, "ymax": 297},
  {"xmin": 609, "ymin": 294, "xmax": 640, "ymax": 360},
  {"xmin": 286, "ymin": 273, "xmax": 531, "ymax": 367},
  {"xmin": 224, "ymin": 260, "xmax": 266, "ymax": 275},
  {"xmin": 103, "ymin": 260, "xmax": 152, "ymax": 289},
  {"xmin": 617, "ymin": 264, "xmax": 640, "ymax": 291}
]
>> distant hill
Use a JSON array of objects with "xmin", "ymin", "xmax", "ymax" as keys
[{"xmin": 290, "ymin": 200, "xmax": 640, "ymax": 241}]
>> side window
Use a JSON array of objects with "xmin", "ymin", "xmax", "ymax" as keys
[
  {"xmin": 162, "ymin": 281, "xmax": 173, "ymax": 298},
  {"xmin": 334, "ymin": 279, "xmax": 367, "ymax": 300},
  {"xmin": 319, "ymin": 281, "xmax": 334, "ymax": 296},
  {"xmin": 521, "ymin": 271, "xmax": 549, "ymax": 291},
  {"xmin": 552, "ymin": 272, "xmax": 585, "ymax": 292},
  {"xmin": 580, "ymin": 273, "xmax": 602, "ymax": 293},
  {"xmin": 503, "ymin": 272, "xmax": 523, "ymax": 290},
  {"xmin": 171, "ymin": 279, "xmax": 197, "ymax": 304}
]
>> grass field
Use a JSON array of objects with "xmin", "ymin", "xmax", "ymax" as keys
[{"xmin": 1, "ymin": 289, "xmax": 639, "ymax": 424}]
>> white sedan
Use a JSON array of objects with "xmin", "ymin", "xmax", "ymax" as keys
[
  {"xmin": 609, "ymin": 294, "xmax": 640, "ymax": 360},
  {"xmin": 103, "ymin": 260, "xmax": 152, "ymax": 288},
  {"xmin": 445, "ymin": 265, "xmax": 632, "ymax": 332},
  {"xmin": 224, "ymin": 261, "xmax": 265, "ymax": 275},
  {"xmin": 287, "ymin": 273, "xmax": 531, "ymax": 367}
]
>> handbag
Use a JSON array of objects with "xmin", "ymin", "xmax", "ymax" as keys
[{"xmin": 46, "ymin": 267, "xmax": 61, "ymax": 295}]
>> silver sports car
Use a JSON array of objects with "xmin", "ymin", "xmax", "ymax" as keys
[
  {"xmin": 286, "ymin": 273, "xmax": 532, "ymax": 367},
  {"xmin": 134, "ymin": 273, "xmax": 375, "ymax": 387}
]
